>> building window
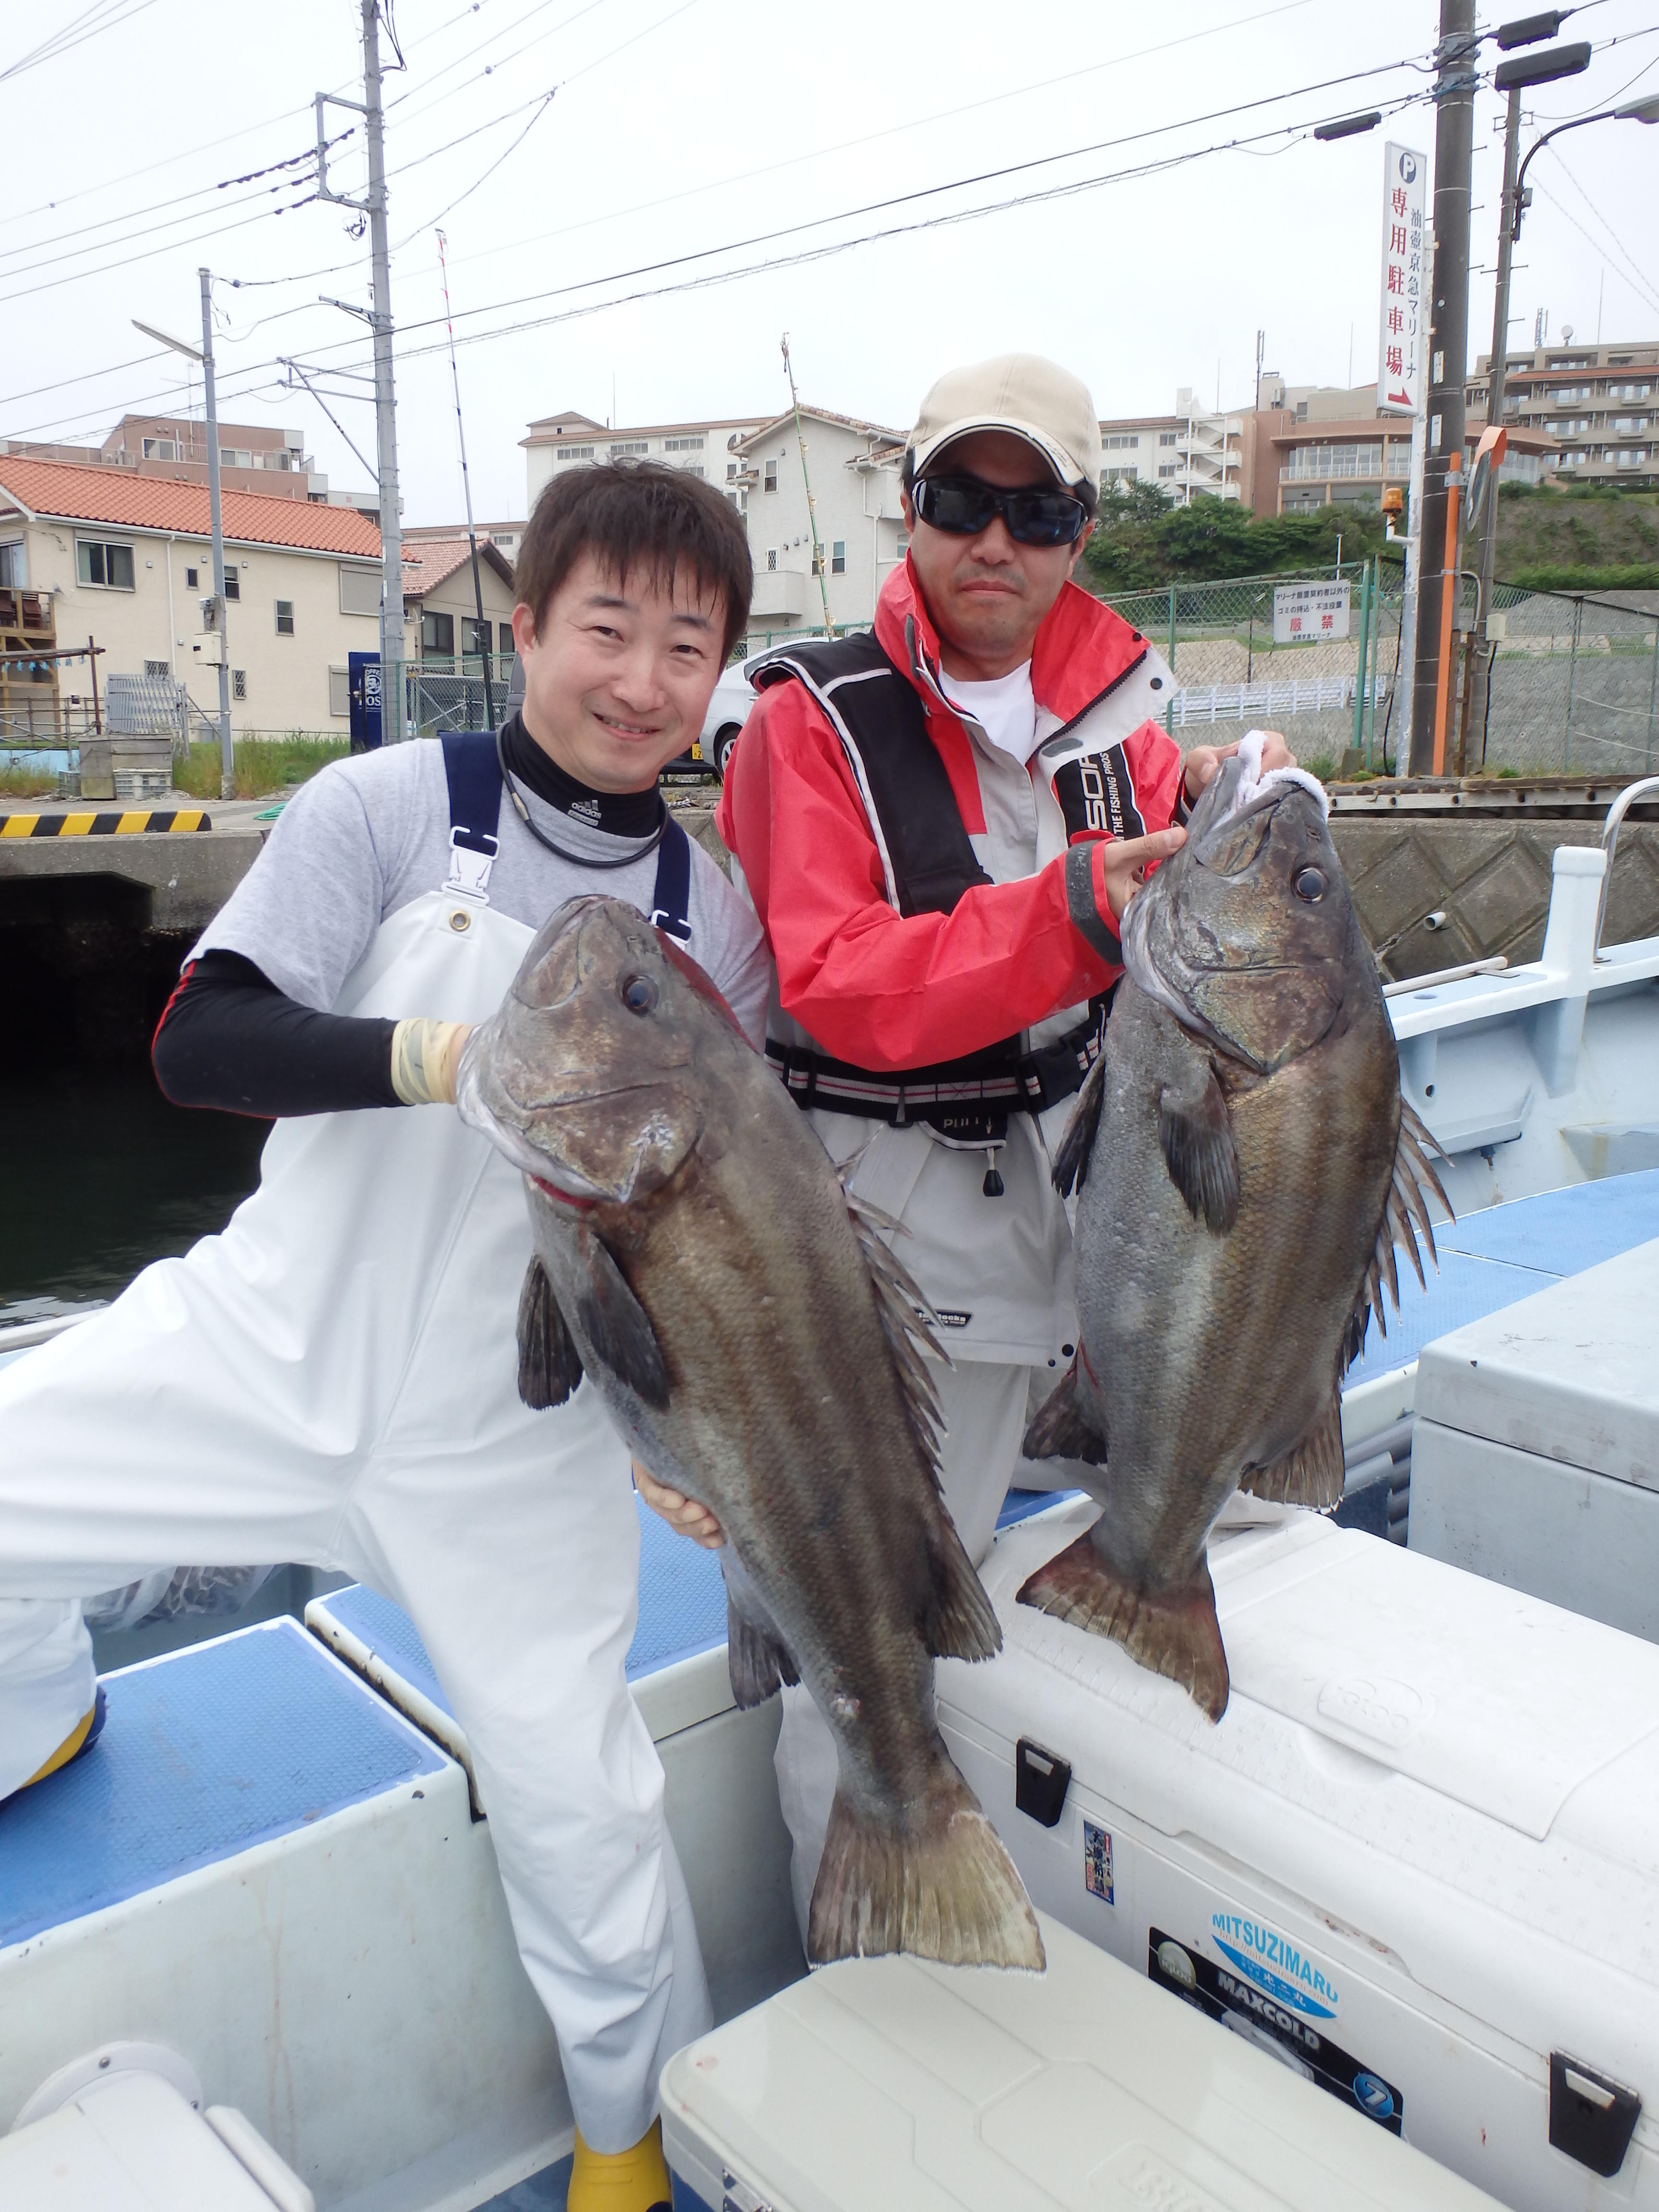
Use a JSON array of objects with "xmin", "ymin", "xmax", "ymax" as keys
[
  {"xmin": 609, "ymin": 441, "xmax": 649, "ymax": 457},
  {"xmin": 556, "ymin": 445, "xmax": 596, "ymax": 462},
  {"xmin": 764, "ymin": 459, "xmax": 779, "ymax": 493},
  {"xmin": 1612, "ymin": 384, "xmax": 1653, "ymax": 402},
  {"xmin": 498, "ymin": 621, "xmax": 516, "ymax": 656},
  {"xmin": 144, "ymin": 659, "xmax": 170, "ymax": 678},
  {"xmin": 0, "ymin": 541, "xmax": 26, "ymax": 587},
  {"xmin": 141, "ymin": 437, "xmax": 179, "ymax": 460},
  {"xmin": 329, "ymin": 667, "xmax": 350, "ymax": 717},
  {"xmin": 1157, "ymin": 463, "xmax": 1179, "ymax": 478},
  {"xmin": 1158, "ymin": 431, "xmax": 1178, "ymax": 448},
  {"xmin": 422, "ymin": 609, "xmax": 455, "ymax": 655},
  {"xmin": 232, "ymin": 669, "xmax": 247, "ymax": 700},
  {"xmin": 831, "ymin": 540, "xmax": 845, "ymax": 575},
  {"xmin": 896, "ymin": 532, "xmax": 909, "ymax": 557},
  {"xmin": 1103, "ymin": 464, "xmax": 1139, "ymax": 483},
  {"xmin": 223, "ymin": 568, "xmax": 240, "ymax": 601},
  {"xmin": 767, "ymin": 549, "xmax": 778, "ymax": 571},
  {"xmin": 727, "ymin": 461, "xmax": 738, "ymax": 481},
  {"xmin": 76, "ymin": 539, "xmax": 135, "ymax": 590},
  {"xmin": 663, "ymin": 436, "xmax": 704, "ymax": 452},
  {"xmin": 1104, "ymin": 434, "xmax": 1139, "ymax": 450},
  {"xmin": 679, "ymin": 465, "xmax": 705, "ymax": 479},
  {"xmin": 220, "ymin": 449, "xmax": 253, "ymax": 470},
  {"xmin": 184, "ymin": 565, "xmax": 199, "ymax": 587},
  {"xmin": 275, "ymin": 600, "xmax": 295, "ymax": 636}
]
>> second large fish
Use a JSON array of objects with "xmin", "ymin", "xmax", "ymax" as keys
[
  {"xmin": 1019, "ymin": 738, "xmax": 1448, "ymax": 1719},
  {"xmin": 457, "ymin": 895, "xmax": 1043, "ymax": 1971}
]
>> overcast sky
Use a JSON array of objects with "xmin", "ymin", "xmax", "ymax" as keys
[{"xmin": 6, "ymin": 0, "xmax": 1659, "ymax": 527}]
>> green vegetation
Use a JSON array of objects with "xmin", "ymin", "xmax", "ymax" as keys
[
  {"xmin": 1493, "ymin": 482, "xmax": 1658, "ymax": 583},
  {"xmin": 1501, "ymin": 564, "xmax": 1659, "ymax": 593},
  {"xmin": 1082, "ymin": 485, "xmax": 1390, "ymax": 594},
  {"xmin": 174, "ymin": 735, "xmax": 349, "ymax": 799}
]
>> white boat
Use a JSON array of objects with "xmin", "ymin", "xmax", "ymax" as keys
[{"xmin": 1, "ymin": 788, "xmax": 1657, "ymax": 2212}]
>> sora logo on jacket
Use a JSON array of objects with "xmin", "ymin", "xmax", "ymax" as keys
[{"xmin": 1210, "ymin": 1911, "xmax": 1339, "ymax": 2020}]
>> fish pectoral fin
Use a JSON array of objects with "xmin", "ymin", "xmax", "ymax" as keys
[
  {"xmin": 516, "ymin": 1257, "xmax": 584, "ymax": 1410},
  {"xmin": 1346, "ymin": 1097, "xmax": 1456, "ymax": 1371},
  {"xmin": 1052, "ymin": 1053, "xmax": 1106, "ymax": 1198},
  {"xmin": 922, "ymin": 1514, "xmax": 1002, "ymax": 1664},
  {"xmin": 1239, "ymin": 1388, "xmax": 1345, "ymax": 1510},
  {"xmin": 808, "ymin": 1743, "xmax": 1044, "ymax": 1970},
  {"xmin": 572, "ymin": 1229, "xmax": 670, "ymax": 1410},
  {"xmin": 1157, "ymin": 1065, "xmax": 1239, "ymax": 1233},
  {"xmin": 725, "ymin": 1598, "xmax": 800, "ymax": 1708},
  {"xmin": 1017, "ymin": 1534, "xmax": 1229, "ymax": 1722},
  {"xmin": 1021, "ymin": 1360, "xmax": 1107, "ymax": 1465}
]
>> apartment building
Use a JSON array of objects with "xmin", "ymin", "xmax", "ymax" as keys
[
  {"xmin": 733, "ymin": 406, "xmax": 906, "ymax": 635},
  {"xmin": 1467, "ymin": 338, "xmax": 1659, "ymax": 490},
  {"xmin": 403, "ymin": 518, "xmax": 526, "ymax": 562},
  {"xmin": 1, "ymin": 414, "xmax": 379, "ymax": 519},
  {"xmin": 1250, "ymin": 374, "xmax": 1552, "ymax": 516},
  {"xmin": 1097, "ymin": 389, "xmax": 1245, "ymax": 505},
  {"xmin": 521, "ymin": 409, "xmax": 768, "ymax": 513}
]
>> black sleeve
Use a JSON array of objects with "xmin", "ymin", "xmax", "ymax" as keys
[{"xmin": 152, "ymin": 950, "xmax": 404, "ymax": 1117}]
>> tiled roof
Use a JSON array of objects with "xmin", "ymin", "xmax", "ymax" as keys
[
  {"xmin": 400, "ymin": 536, "xmax": 515, "ymax": 595},
  {"xmin": 0, "ymin": 456, "xmax": 382, "ymax": 556},
  {"xmin": 737, "ymin": 405, "xmax": 904, "ymax": 450}
]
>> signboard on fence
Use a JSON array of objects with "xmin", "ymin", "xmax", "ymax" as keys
[
  {"xmin": 1378, "ymin": 143, "xmax": 1427, "ymax": 416},
  {"xmin": 1273, "ymin": 581, "xmax": 1350, "ymax": 644},
  {"xmin": 349, "ymin": 650, "xmax": 383, "ymax": 751}
]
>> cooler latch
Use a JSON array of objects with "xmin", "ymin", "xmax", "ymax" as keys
[
  {"xmin": 1014, "ymin": 1738, "xmax": 1071, "ymax": 1828},
  {"xmin": 1549, "ymin": 2052, "xmax": 1642, "ymax": 2177}
]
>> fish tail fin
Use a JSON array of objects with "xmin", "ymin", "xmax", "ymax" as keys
[
  {"xmin": 1017, "ymin": 1534, "xmax": 1229, "ymax": 1721},
  {"xmin": 808, "ymin": 1744, "xmax": 1045, "ymax": 1972}
]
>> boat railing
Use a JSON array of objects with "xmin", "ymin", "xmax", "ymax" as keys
[{"xmin": 1595, "ymin": 773, "xmax": 1659, "ymax": 963}]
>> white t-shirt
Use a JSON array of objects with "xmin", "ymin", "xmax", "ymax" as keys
[{"xmin": 939, "ymin": 660, "xmax": 1040, "ymax": 764}]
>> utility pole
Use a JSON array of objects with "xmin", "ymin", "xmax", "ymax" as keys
[
  {"xmin": 199, "ymin": 269, "xmax": 234, "ymax": 800},
  {"xmin": 316, "ymin": 1, "xmax": 402, "ymax": 733},
  {"xmin": 1466, "ymin": 84, "xmax": 1522, "ymax": 756},
  {"xmin": 1409, "ymin": 0, "xmax": 1479, "ymax": 775}
]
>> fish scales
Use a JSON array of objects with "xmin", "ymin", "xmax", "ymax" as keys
[
  {"xmin": 1020, "ymin": 744, "xmax": 1447, "ymax": 1719},
  {"xmin": 458, "ymin": 894, "xmax": 1042, "ymax": 1971}
]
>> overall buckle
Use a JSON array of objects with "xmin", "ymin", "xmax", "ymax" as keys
[{"xmin": 446, "ymin": 826, "xmax": 498, "ymax": 903}]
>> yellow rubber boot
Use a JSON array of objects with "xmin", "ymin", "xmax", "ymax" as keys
[
  {"xmin": 21, "ymin": 1701, "xmax": 98, "ymax": 1788},
  {"xmin": 567, "ymin": 2120, "xmax": 673, "ymax": 2212}
]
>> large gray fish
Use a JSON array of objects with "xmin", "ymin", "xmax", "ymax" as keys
[
  {"xmin": 456, "ymin": 896, "xmax": 1043, "ymax": 1971},
  {"xmin": 1019, "ymin": 746, "xmax": 1448, "ymax": 1720}
]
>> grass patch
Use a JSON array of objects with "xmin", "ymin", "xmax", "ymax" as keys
[
  {"xmin": 174, "ymin": 735, "xmax": 349, "ymax": 799},
  {"xmin": 1502, "ymin": 564, "xmax": 1659, "ymax": 594},
  {"xmin": 1300, "ymin": 755, "xmax": 1337, "ymax": 782},
  {"xmin": 0, "ymin": 763, "xmax": 64, "ymax": 800}
]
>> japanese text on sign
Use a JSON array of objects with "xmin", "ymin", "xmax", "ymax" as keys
[
  {"xmin": 1378, "ymin": 142, "xmax": 1427, "ymax": 417},
  {"xmin": 1273, "ymin": 582, "xmax": 1350, "ymax": 645}
]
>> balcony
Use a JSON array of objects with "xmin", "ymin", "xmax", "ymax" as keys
[
  {"xmin": 1279, "ymin": 444, "xmax": 1391, "ymax": 483},
  {"xmin": 749, "ymin": 567, "xmax": 807, "ymax": 622}
]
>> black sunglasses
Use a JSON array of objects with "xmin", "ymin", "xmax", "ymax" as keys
[{"xmin": 913, "ymin": 473, "xmax": 1089, "ymax": 548}]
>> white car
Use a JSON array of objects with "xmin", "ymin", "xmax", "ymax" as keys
[{"xmin": 699, "ymin": 664, "xmax": 757, "ymax": 780}]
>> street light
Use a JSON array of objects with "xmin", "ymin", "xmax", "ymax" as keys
[
  {"xmin": 1464, "ymin": 34, "xmax": 1659, "ymax": 761},
  {"xmin": 132, "ymin": 268, "xmax": 234, "ymax": 801}
]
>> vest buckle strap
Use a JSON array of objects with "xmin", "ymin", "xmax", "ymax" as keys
[{"xmin": 764, "ymin": 1014, "xmax": 1102, "ymax": 1129}]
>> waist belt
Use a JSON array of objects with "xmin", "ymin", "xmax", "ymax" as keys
[{"xmin": 765, "ymin": 1010, "xmax": 1105, "ymax": 1136}]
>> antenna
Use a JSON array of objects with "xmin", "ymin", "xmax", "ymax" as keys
[
  {"xmin": 781, "ymin": 334, "xmax": 834, "ymax": 639},
  {"xmin": 437, "ymin": 228, "xmax": 496, "ymax": 732}
]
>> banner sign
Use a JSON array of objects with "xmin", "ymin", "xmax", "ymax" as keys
[
  {"xmin": 1378, "ymin": 143, "xmax": 1428, "ymax": 416},
  {"xmin": 349, "ymin": 650, "xmax": 383, "ymax": 752},
  {"xmin": 1273, "ymin": 581, "xmax": 1350, "ymax": 644}
]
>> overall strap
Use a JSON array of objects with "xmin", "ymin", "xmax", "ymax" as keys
[
  {"xmin": 648, "ymin": 814, "xmax": 693, "ymax": 943},
  {"xmin": 440, "ymin": 730, "xmax": 503, "ymax": 904},
  {"xmin": 752, "ymin": 632, "xmax": 990, "ymax": 918}
]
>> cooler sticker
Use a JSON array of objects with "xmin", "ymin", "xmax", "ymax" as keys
[
  {"xmin": 1209, "ymin": 1910, "xmax": 1339, "ymax": 2020},
  {"xmin": 1148, "ymin": 1929, "xmax": 1403, "ymax": 2135},
  {"xmin": 1083, "ymin": 1820, "xmax": 1114, "ymax": 1904}
]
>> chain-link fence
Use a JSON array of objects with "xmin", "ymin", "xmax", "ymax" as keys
[{"xmin": 1478, "ymin": 583, "xmax": 1659, "ymax": 777}]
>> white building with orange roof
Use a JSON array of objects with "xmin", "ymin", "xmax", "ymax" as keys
[{"xmin": 0, "ymin": 456, "xmax": 384, "ymax": 737}]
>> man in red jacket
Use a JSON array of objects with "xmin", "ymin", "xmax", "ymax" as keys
[{"xmin": 651, "ymin": 355, "xmax": 1292, "ymax": 1936}]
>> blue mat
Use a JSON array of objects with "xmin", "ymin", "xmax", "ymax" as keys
[{"xmin": 0, "ymin": 1619, "xmax": 444, "ymax": 1951}]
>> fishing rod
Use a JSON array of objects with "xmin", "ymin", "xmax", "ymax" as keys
[
  {"xmin": 436, "ymin": 225, "xmax": 496, "ymax": 731},
  {"xmin": 781, "ymin": 333, "xmax": 834, "ymax": 641}
]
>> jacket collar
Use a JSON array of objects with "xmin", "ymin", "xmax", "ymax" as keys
[{"xmin": 873, "ymin": 557, "xmax": 1148, "ymax": 730}]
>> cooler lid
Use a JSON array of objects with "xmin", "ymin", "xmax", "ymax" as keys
[
  {"xmin": 661, "ymin": 1912, "xmax": 1499, "ymax": 2212},
  {"xmin": 1415, "ymin": 1236, "xmax": 1659, "ymax": 1490},
  {"xmin": 0, "ymin": 2072, "xmax": 291, "ymax": 2209}
]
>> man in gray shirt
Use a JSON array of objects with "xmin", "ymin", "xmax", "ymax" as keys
[{"xmin": 0, "ymin": 463, "xmax": 767, "ymax": 2212}]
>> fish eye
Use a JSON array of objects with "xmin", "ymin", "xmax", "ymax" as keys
[
  {"xmin": 621, "ymin": 973, "xmax": 658, "ymax": 1014},
  {"xmin": 1293, "ymin": 866, "xmax": 1326, "ymax": 903}
]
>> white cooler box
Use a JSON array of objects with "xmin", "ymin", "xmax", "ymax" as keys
[
  {"xmin": 936, "ymin": 1499, "xmax": 1659, "ymax": 2212},
  {"xmin": 1409, "ymin": 1237, "xmax": 1659, "ymax": 1641},
  {"xmin": 661, "ymin": 1911, "xmax": 1503, "ymax": 2212}
]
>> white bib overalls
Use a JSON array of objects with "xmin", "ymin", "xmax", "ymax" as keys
[{"xmin": 0, "ymin": 872, "xmax": 711, "ymax": 2153}]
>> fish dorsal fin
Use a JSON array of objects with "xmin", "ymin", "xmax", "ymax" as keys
[
  {"xmin": 1239, "ymin": 1386, "xmax": 1345, "ymax": 1508},
  {"xmin": 1345, "ymin": 1096, "xmax": 1455, "ymax": 1370},
  {"xmin": 1052, "ymin": 1053, "xmax": 1106, "ymax": 1198},
  {"xmin": 516, "ymin": 1256, "xmax": 584, "ymax": 1410},
  {"xmin": 844, "ymin": 1185, "xmax": 950, "ymax": 1485}
]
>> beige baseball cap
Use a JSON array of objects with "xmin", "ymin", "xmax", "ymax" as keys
[{"xmin": 909, "ymin": 353, "xmax": 1101, "ymax": 492}]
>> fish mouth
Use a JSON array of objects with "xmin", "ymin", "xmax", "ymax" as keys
[{"xmin": 457, "ymin": 1088, "xmax": 610, "ymax": 1196}]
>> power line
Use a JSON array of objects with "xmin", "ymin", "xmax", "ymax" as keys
[
  {"xmin": 0, "ymin": 188, "xmax": 321, "ymax": 311},
  {"xmin": 0, "ymin": 0, "xmax": 163, "ymax": 84}
]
